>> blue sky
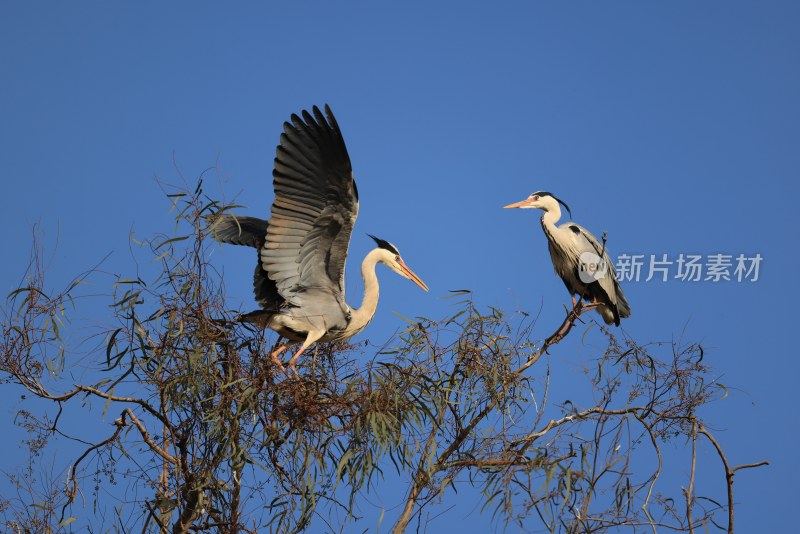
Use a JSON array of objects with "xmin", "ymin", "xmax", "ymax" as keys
[{"xmin": 1, "ymin": 2, "xmax": 797, "ymax": 531}]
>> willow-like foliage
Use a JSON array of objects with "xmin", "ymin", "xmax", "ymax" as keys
[{"xmin": 0, "ymin": 181, "xmax": 764, "ymax": 533}]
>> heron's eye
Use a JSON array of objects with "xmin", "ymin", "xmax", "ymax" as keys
[
  {"xmin": 395, "ymin": 255, "xmax": 400, "ymax": 262},
  {"xmin": 532, "ymin": 195, "xmax": 539, "ymax": 201}
]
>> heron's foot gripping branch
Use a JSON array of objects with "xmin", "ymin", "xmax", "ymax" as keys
[{"xmin": 270, "ymin": 344, "xmax": 289, "ymax": 374}]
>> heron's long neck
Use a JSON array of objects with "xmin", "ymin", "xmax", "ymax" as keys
[
  {"xmin": 347, "ymin": 249, "xmax": 382, "ymax": 336},
  {"xmin": 540, "ymin": 204, "xmax": 562, "ymax": 235}
]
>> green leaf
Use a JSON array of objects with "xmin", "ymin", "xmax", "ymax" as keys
[
  {"xmin": 112, "ymin": 278, "xmax": 142, "ymax": 287},
  {"xmin": 336, "ymin": 449, "xmax": 354, "ymax": 482},
  {"xmin": 390, "ymin": 310, "xmax": 415, "ymax": 324},
  {"xmin": 106, "ymin": 328, "xmax": 123, "ymax": 366},
  {"xmin": 102, "ymin": 387, "xmax": 114, "ymax": 419},
  {"xmin": 154, "ymin": 235, "xmax": 189, "ymax": 250},
  {"xmin": 442, "ymin": 289, "xmax": 471, "ymax": 299},
  {"xmin": 375, "ymin": 507, "xmax": 385, "ymax": 533}
]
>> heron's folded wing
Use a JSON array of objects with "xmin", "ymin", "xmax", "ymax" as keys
[
  {"xmin": 262, "ymin": 105, "xmax": 359, "ymax": 308},
  {"xmin": 567, "ymin": 224, "xmax": 618, "ymax": 277},
  {"xmin": 567, "ymin": 223, "xmax": 625, "ymax": 309}
]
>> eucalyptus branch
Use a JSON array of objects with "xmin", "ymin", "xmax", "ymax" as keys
[
  {"xmin": 392, "ymin": 298, "xmax": 604, "ymax": 532},
  {"xmin": 697, "ymin": 424, "xmax": 768, "ymax": 534},
  {"xmin": 513, "ymin": 407, "xmax": 647, "ymax": 451},
  {"xmin": 61, "ymin": 421, "xmax": 125, "ymax": 523},
  {"xmin": 684, "ymin": 422, "xmax": 697, "ymax": 534},
  {"xmin": 122, "ymin": 408, "xmax": 179, "ymax": 466},
  {"xmin": 634, "ymin": 411, "xmax": 662, "ymax": 534}
]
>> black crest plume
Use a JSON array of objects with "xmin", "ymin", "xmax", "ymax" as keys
[
  {"xmin": 367, "ymin": 234, "xmax": 400, "ymax": 255},
  {"xmin": 532, "ymin": 191, "xmax": 572, "ymax": 218}
]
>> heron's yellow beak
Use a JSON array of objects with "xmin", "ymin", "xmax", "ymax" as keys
[
  {"xmin": 503, "ymin": 199, "xmax": 530, "ymax": 209},
  {"xmin": 397, "ymin": 258, "xmax": 429, "ymax": 292}
]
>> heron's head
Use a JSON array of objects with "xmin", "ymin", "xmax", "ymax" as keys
[
  {"xmin": 368, "ymin": 234, "xmax": 429, "ymax": 292},
  {"xmin": 504, "ymin": 191, "xmax": 572, "ymax": 218}
]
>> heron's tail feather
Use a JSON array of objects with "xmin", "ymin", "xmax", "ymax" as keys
[
  {"xmin": 615, "ymin": 287, "xmax": 631, "ymax": 320},
  {"xmin": 597, "ymin": 304, "xmax": 618, "ymax": 326}
]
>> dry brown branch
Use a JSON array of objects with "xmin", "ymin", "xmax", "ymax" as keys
[
  {"xmin": 697, "ymin": 424, "xmax": 769, "ymax": 534},
  {"xmin": 684, "ymin": 421, "xmax": 697, "ymax": 534}
]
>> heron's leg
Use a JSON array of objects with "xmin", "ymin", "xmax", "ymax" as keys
[
  {"xmin": 287, "ymin": 330, "xmax": 326, "ymax": 377},
  {"xmin": 270, "ymin": 344, "xmax": 289, "ymax": 372}
]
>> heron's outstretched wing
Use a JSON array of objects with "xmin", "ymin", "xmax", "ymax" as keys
[
  {"xmin": 210, "ymin": 214, "xmax": 269, "ymax": 248},
  {"xmin": 565, "ymin": 223, "xmax": 631, "ymax": 319},
  {"xmin": 262, "ymin": 105, "xmax": 358, "ymax": 310}
]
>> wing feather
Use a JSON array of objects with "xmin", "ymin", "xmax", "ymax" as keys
[
  {"xmin": 209, "ymin": 214, "xmax": 269, "ymax": 249},
  {"xmin": 208, "ymin": 214, "xmax": 283, "ymax": 309},
  {"xmin": 262, "ymin": 105, "xmax": 358, "ymax": 310}
]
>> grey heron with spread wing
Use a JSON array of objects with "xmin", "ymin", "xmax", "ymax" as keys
[
  {"xmin": 504, "ymin": 191, "xmax": 630, "ymax": 326},
  {"xmin": 212, "ymin": 105, "xmax": 428, "ymax": 373}
]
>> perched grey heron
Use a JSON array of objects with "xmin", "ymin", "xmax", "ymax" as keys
[
  {"xmin": 504, "ymin": 191, "xmax": 630, "ymax": 326},
  {"xmin": 211, "ymin": 105, "xmax": 428, "ymax": 373}
]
